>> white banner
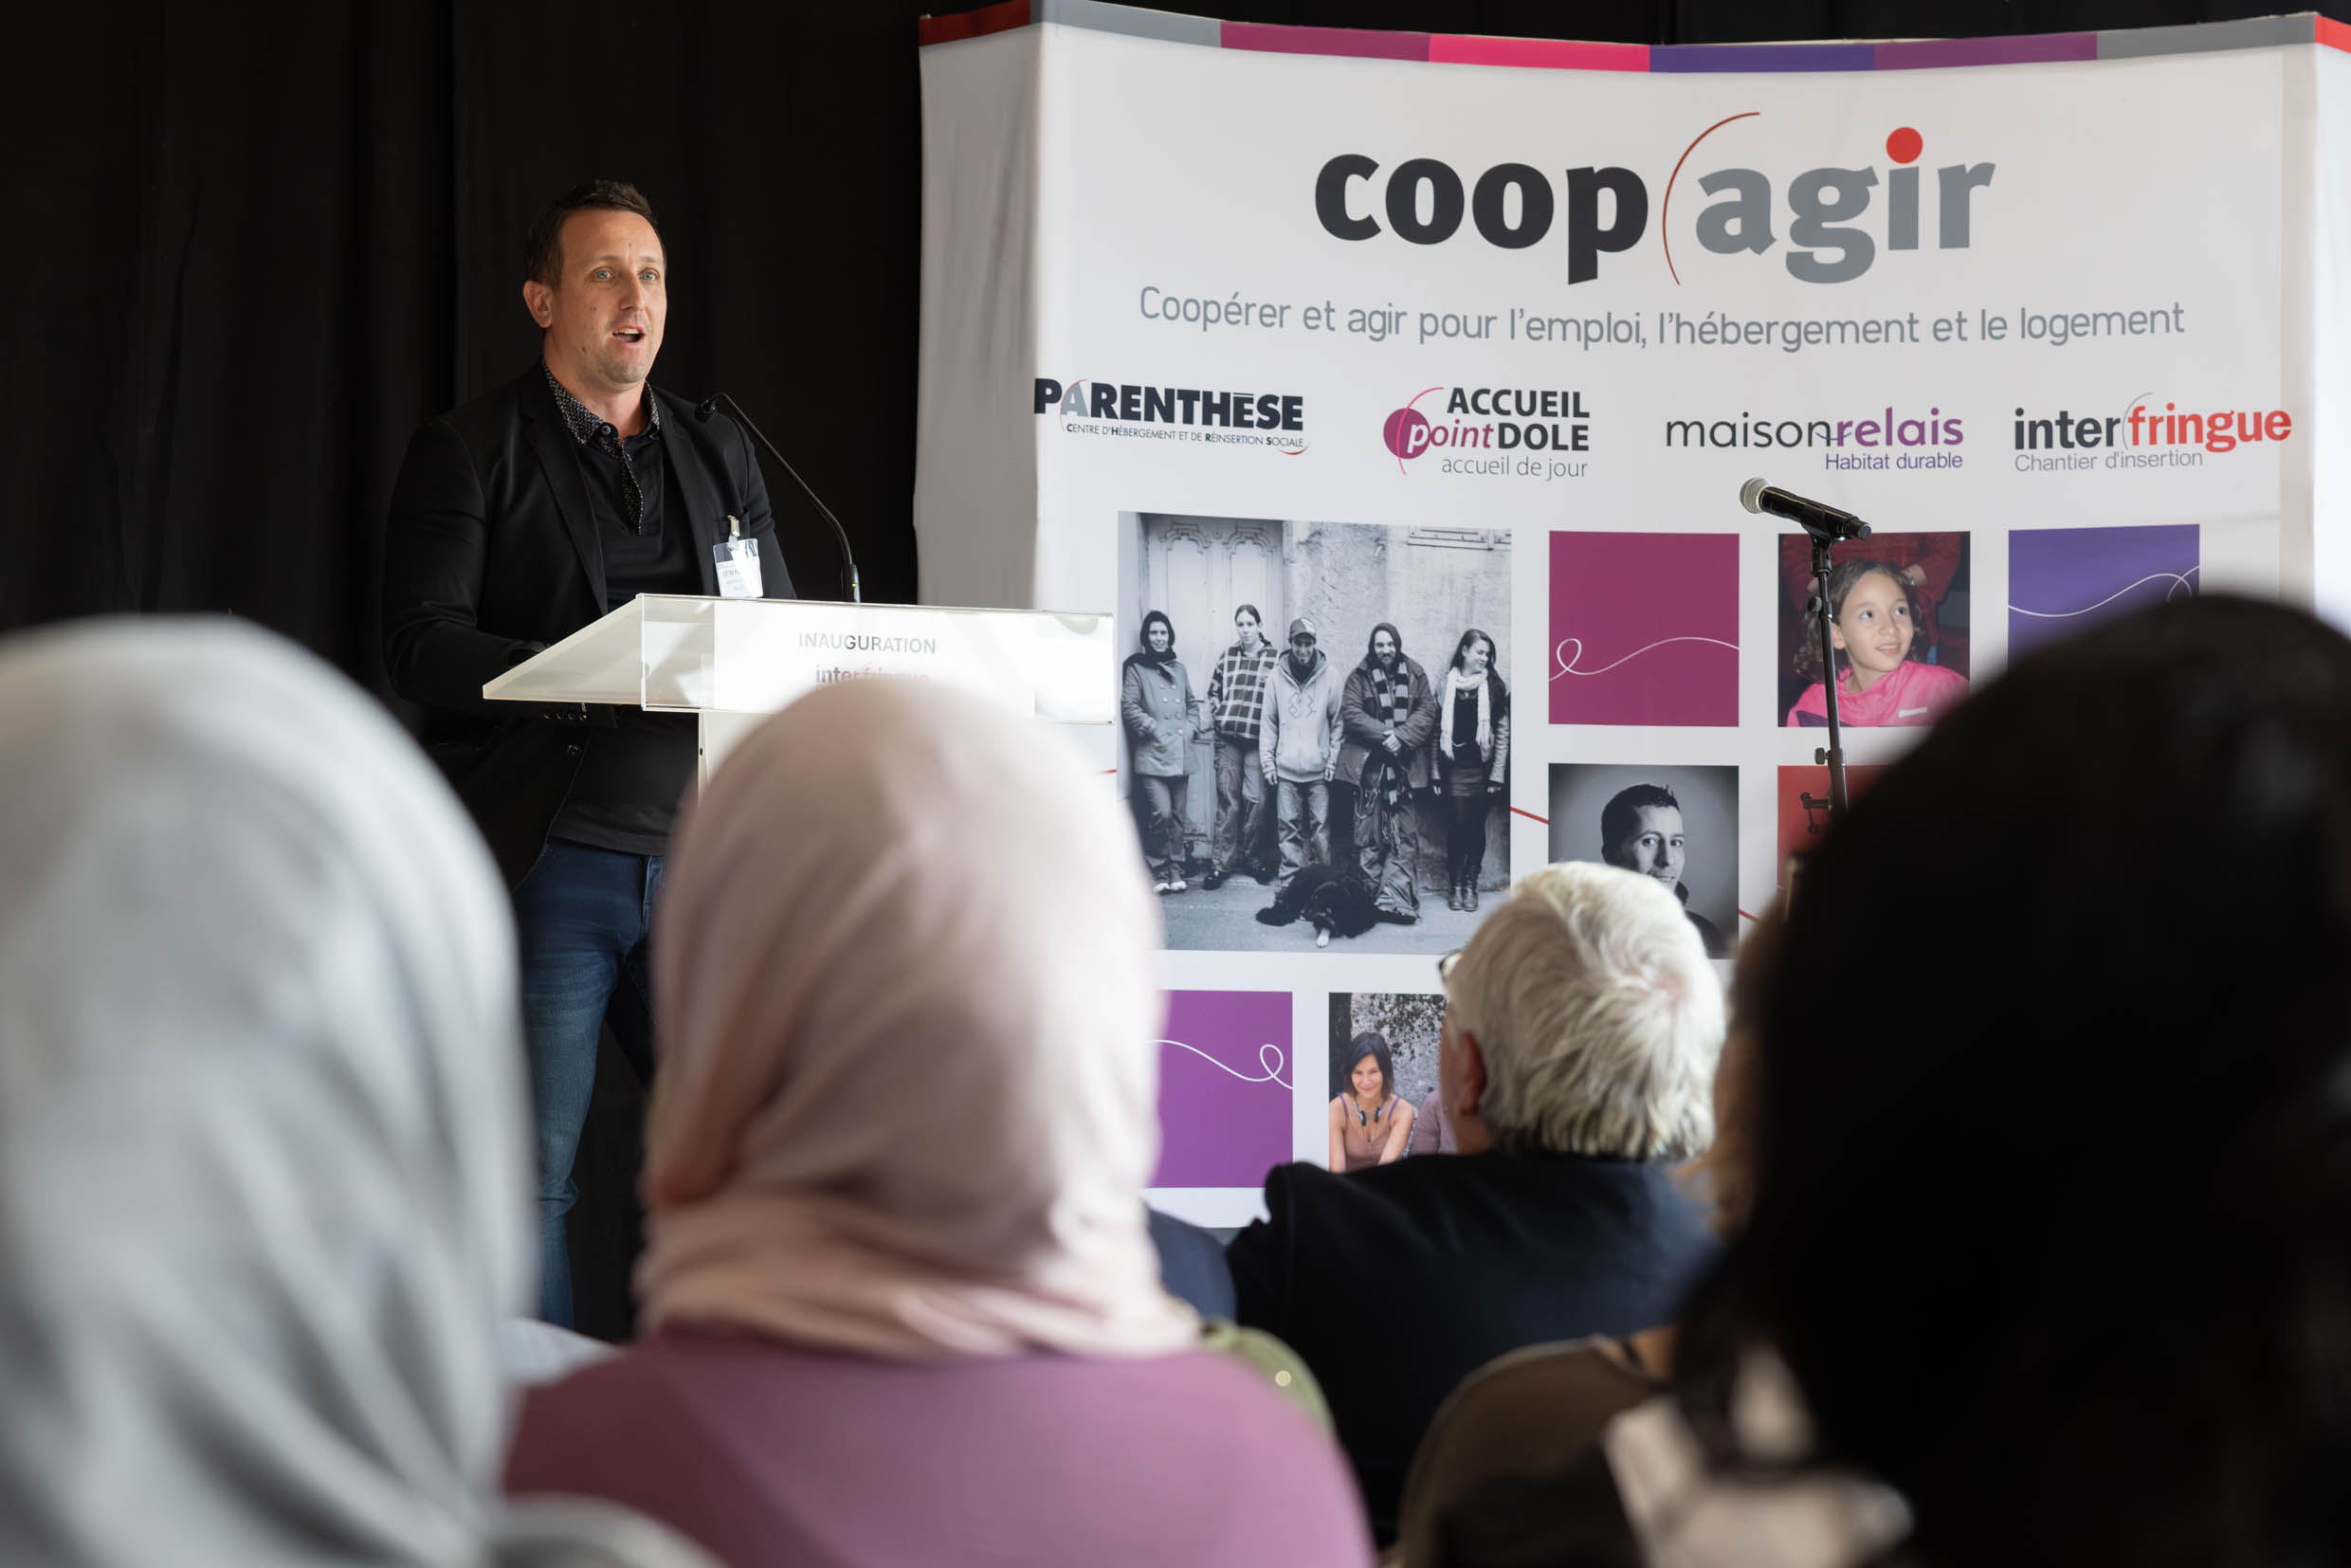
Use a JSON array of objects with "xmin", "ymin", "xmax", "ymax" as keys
[{"xmin": 919, "ymin": 7, "xmax": 2351, "ymax": 1222}]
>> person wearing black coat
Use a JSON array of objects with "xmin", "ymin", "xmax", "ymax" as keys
[
  {"xmin": 382, "ymin": 182, "xmax": 793, "ymax": 1326},
  {"xmin": 1228, "ymin": 864, "xmax": 1722, "ymax": 1544}
]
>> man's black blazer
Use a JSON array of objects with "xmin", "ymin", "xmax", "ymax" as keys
[
  {"xmin": 1226, "ymin": 1152, "xmax": 1716, "ymax": 1545},
  {"xmin": 383, "ymin": 364, "xmax": 796, "ymax": 886}
]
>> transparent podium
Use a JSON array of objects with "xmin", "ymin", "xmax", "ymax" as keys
[{"xmin": 484, "ymin": 595, "xmax": 1116, "ymax": 780}]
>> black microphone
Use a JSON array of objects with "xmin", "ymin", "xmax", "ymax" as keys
[
  {"xmin": 696, "ymin": 393, "xmax": 862, "ymax": 603},
  {"xmin": 1740, "ymin": 478, "xmax": 1871, "ymax": 542}
]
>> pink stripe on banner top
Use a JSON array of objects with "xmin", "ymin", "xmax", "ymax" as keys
[{"xmin": 1427, "ymin": 35, "xmax": 1647, "ymax": 71}]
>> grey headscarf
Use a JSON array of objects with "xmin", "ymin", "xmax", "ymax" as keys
[{"xmin": 0, "ymin": 619, "xmax": 711, "ymax": 1568}]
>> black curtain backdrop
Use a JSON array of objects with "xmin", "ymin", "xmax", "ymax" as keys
[
  {"xmin": 12, "ymin": 0, "xmax": 2342, "ymax": 668},
  {"xmin": 12, "ymin": 0, "xmax": 2340, "ymax": 1336},
  {"xmin": 10, "ymin": 6, "xmax": 930, "ymax": 679}
]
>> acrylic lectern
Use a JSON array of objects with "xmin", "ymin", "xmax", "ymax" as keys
[{"xmin": 483, "ymin": 595, "xmax": 1117, "ymax": 780}]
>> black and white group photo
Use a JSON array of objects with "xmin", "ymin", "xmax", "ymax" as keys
[{"xmin": 1117, "ymin": 514, "xmax": 1513, "ymax": 954}]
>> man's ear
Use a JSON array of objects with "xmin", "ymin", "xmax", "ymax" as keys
[
  {"xmin": 1446, "ymin": 1022, "xmax": 1487, "ymax": 1121},
  {"xmin": 522, "ymin": 278, "xmax": 555, "ymax": 330}
]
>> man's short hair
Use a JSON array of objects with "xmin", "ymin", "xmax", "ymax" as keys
[
  {"xmin": 1600, "ymin": 783, "xmax": 1681, "ymax": 866},
  {"xmin": 1446, "ymin": 862, "xmax": 1722, "ymax": 1161},
  {"xmin": 524, "ymin": 180, "xmax": 660, "ymax": 286}
]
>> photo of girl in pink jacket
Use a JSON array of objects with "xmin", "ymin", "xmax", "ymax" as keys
[{"xmin": 1785, "ymin": 558, "xmax": 1969, "ymax": 728}]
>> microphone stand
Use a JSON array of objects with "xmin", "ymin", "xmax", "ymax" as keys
[
  {"xmin": 697, "ymin": 392, "xmax": 862, "ymax": 603},
  {"xmin": 1800, "ymin": 519, "xmax": 1870, "ymax": 825}
]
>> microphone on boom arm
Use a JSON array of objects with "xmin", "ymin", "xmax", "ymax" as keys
[
  {"xmin": 1740, "ymin": 478, "xmax": 1871, "ymax": 543},
  {"xmin": 1745, "ymin": 476, "xmax": 1871, "ymax": 828},
  {"xmin": 696, "ymin": 393, "xmax": 863, "ymax": 604}
]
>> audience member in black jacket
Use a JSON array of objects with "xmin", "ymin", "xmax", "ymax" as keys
[
  {"xmin": 1229, "ymin": 863, "xmax": 1722, "ymax": 1543},
  {"xmin": 1146, "ymin": 1207, "xmax": 1236, "ymax": 1320}
]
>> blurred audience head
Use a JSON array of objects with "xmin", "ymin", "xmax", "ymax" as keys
[
  {"xmin": 0, "ymin": 618, "xmax": 701, "ymax": 1566},
  {"xmin": 1680, "ymin": 594, "xmax": 2351, "ymax": 1566},
  {"xmin": 639, "ymin": 677, "xmax": 1194, "ymax": 1358},
  {"xmin": 1684, "ymin": 900, "xmax": 1780, "ymax": 1238},
  {"xmin": 1439, "ymin": 861, "xmax": 1721, "ymax": 1162}
]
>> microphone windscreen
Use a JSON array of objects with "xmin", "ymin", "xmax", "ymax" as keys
[{"xmin": 1740, "ymin": 477, "xmax": 1770, "ymax": 515}]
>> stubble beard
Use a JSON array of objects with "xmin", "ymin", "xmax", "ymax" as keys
[{"xmin": 592, "ymin": 338, "xmax": 654, "ymax": 391}]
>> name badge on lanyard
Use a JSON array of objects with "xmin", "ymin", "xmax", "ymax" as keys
[{"xmin": 714, "ymin": 515, "xmax": 763, "ymax": 599}]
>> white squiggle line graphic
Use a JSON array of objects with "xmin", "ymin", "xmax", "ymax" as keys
[
  {"xmin": 2009, "ymin": 566, "xmax": 2199, "ymax": 620},
  {"xmin": 1160, "ymin": 1039, "xmax": 1291, "ymax": 1089},
  {"xmin": 1552, "ymin": 635, "xmax": 1740, "ymax": 682}
]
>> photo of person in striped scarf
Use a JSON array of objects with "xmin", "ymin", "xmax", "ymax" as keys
[{"xmin": 1337, "ymin": 623, "xmax": 1438, "ymax": 923}]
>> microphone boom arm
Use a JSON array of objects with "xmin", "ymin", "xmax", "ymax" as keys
[
  {"xmin": 1742, "ymin": 478, "xmax": 1868, "ymax": 820},
  {"xmin": 700, "ymin": 392, "xmax": 862, "ymax": 604}
]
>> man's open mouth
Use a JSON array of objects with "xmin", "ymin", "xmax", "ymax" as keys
[{"xmin": 612, "ymin": 327, "xmax": 646, "ymax": 342}]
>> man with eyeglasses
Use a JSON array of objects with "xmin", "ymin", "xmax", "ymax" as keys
[{"xmin": 1226, "ymin": 864, "xmax": 1723, "ymax": 1544}]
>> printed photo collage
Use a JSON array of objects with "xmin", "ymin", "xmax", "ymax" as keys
[{"xmin": 1123, "ymin": 511, "xmax": 2204, "ymax": 1210}]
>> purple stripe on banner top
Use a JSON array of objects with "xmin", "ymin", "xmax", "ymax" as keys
[
  {"xmin": 1221, "ymin": 22, "xmax": 1430, "ymax": 61},
  {"xmin": 1874, "ymin": 32, "xmax": 2098, "ymax": 69},
  {"xmin": 1650, "ymin": 42, "xmax": 1873, "ymax": 72}
]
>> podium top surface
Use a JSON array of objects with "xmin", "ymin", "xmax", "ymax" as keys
[{"xmin": 483, "ymin": 595, "xmax": 1115, "ymax": 723}]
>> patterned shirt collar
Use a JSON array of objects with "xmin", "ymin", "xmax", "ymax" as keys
[{"xmin": 542, "ymin": 363, "xmax": 661, "ymax": 446}]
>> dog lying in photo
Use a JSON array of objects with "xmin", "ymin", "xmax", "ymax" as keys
[{"xmin": 1255, "ymin": 864, "xmax": 1381, "ymax": 948}]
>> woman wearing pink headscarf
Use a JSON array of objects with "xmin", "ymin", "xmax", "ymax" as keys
[{"xmin": 505, "ymin": 678, "xmax": 1371, "ymax": 1568}]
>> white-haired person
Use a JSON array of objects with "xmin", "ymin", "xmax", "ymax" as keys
[
  {"xmin": 505, "ymin": 677, "xmax": 1370, "ymax": 1568},
  {"xmin": 1228, "ymin": 863, "xmax": 1723, "ymax": 1547}
]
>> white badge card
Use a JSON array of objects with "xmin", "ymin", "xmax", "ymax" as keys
[{"xmin": 714, "ymin": 526, "xmax": 762, "ymax": 600}]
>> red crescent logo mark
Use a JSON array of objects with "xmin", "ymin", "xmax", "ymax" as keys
[
  {"xmin": 1388, "ymin": 385, "xmax": 1445, "ymax": 476},
  {"xmin": 1662, "ymin": 111, "xmax": 1760, "ymax": 286}
]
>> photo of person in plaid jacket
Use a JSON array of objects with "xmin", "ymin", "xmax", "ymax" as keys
[{"xmin": 1203, "ymin": 605, "xmax": 1281, "ymax": 889}]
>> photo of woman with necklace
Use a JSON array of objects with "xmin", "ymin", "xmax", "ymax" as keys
[{"xmin": 1329, "ymin": 1030, "xmax": 1413, "ymax": 1171}]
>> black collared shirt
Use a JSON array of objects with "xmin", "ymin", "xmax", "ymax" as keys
[
  {"xmin": 544, "ymin": 364, "xmax": 665, "ymax": 532},
  {"xmin": 542, "ymin": 366, "xmax": 700, "ymax": 857}
]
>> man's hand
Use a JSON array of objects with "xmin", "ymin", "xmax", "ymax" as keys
[{"xmin": 1381, "ymin": 731, "xmax": 1401, "ymax": 754}]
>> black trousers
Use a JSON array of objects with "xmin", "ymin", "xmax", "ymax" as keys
[{"xmin": 1445, "ymin": 792, "xmax": 1492, "ymax": 885}]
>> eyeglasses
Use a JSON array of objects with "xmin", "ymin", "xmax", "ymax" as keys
[{"xmin": 1436, "ymin": 949, "xmax": 1462, "ymax": 985}]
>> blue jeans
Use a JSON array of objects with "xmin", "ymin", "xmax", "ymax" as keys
[
  {"xmin": 513, "ymin": 841, "xmax": 665, "ymax": 1326},
  {"xmin": 1212, "ymin": 736, "xmax": 1267, "ymax": 875},
  {"xmin": 1275, "ymin": 778, "xmax": 1329, "ymax": 889},
  {"xmin": 1136, "ymin": 774, "xmax": 1191, "ymax": 881}
]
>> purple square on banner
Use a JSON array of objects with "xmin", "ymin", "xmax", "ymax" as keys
[
  {"xmin": 1550, "ymin": 532, "xmax": 1740, "ymax": 725},
  {"xmin": 2008, "ymin": 524, "xmax": 2199, "ymax": 661},
  {"xmin": 1153, "ymin": 990, "xmax": 1292, "ymax": 1190}
]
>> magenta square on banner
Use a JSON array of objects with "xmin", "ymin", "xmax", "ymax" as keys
[
  {"xmin": 1153, "ymin": 990, "xmax": 1293, "ymax": 1190},
  {"xmin": 1550, "ymin": 532, "xmax": 1740, "ymax": 725}
]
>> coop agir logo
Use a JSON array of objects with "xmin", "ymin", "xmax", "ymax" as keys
[{"xmin": 1315, "ymin": 121, "xmax": 1993, "ymax": 286}]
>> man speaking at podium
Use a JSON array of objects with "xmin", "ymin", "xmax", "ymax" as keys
[{"xmin": 382, "ymin": 180, "xmax": 794, "ymax": 1325}]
